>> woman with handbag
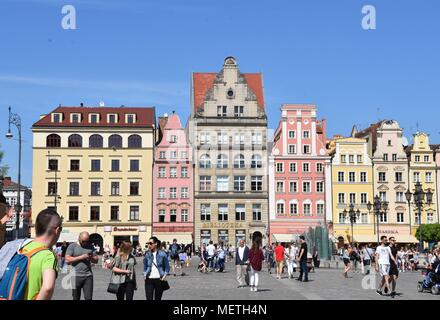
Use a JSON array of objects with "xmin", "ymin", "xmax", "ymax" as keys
[
  {"xmin": 143, "ymin": 237, "xmax": 170, "ymax": 300},
  {"xmin": 108, "ymin": 241, "xmax": 137, "ymax": 300}
]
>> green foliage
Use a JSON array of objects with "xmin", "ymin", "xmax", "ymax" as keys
[
  {"xmin": 416, "ymin": 224, "xmax": 440, "ymax": 243},
  {"xmin": 0, "ymin": 143, "xmax": 9, "ymax": 176}
]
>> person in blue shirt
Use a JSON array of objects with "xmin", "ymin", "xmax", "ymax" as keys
[{"xmin": 143, "ymin": 237, "xmax": 170, "ymax": 300}]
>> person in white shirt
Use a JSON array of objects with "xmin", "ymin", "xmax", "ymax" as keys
[
  {"xmin": 206, "ymin": 241, "xmax": 215, "ymax": 271},
  {"xmin": 375, "ymin": 236, "xmax": 397, "ymax": 296},
  {"xmin": 285, "ymin": 243, "xmax": 298, "ymax": 279}
]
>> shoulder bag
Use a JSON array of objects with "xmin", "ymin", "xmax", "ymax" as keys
[{"xmin": 151, "ymin": 255, "xmax": 170, "ymax": 291}]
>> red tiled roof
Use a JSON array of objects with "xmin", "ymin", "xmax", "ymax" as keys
[
  {"xmin": 192, "ymin": 72, "xmax": 265, "ymax": 112},
  {"xmin": 33, "ymin": 106, "xmax": 156, "ymax": 128}
]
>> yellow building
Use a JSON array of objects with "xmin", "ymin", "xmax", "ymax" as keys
[
  {"xmin": 31, "ymin": 105, "xmax": 156, "ymax": 249},
  {"xmin": 330, "ymin": 137, "xmax": 375, "ymax": 244},
  {"xmin": 407, "ymin": 133, "xmax": 438, "ymax": 229}
]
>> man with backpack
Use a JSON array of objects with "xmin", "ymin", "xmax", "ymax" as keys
[
  {"xmin": 0, "ymin": 208, "xmax": 62, "ymax": 300},
  {"xmin": 170, "ymin": 239, "xmax": 181, "ymax": 276}
]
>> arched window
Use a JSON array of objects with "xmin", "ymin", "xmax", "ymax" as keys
[
  {"xmin": 217, "ymin": 154, "xmax": 228, "ymax": 169},
  {"xmin": 200, "ymin": 154, "xmax": 211, "ymax": 169},
  {"xmin": 68, "ymin": 134, "xmax": 82, "ymax": 147},
  {"xmin": 108, "ymin": 134, "xmax": 122, "ymax": 148},
  {"xmin": 128, "ymin": 134, "xmax": 142, "ymax": 148},
  {"xmin": 89, "ymin": 134, "xmax": 103, "ymax": 148},
  {"xmin": 46, "ymin": 134, "xmax": 61, "ymax": 148},
  {"xmin": 234, "ymin": 154, "xmax": 245, "ymax": 169},
  {"xmin": 251, "ymin": 154, "xmax": 262, "ymax": 168}
]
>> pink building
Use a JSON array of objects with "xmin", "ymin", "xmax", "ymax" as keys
[
  {"xmin": 152, "ymin": 112, "xmax": 193, "ymax": 245},
  {"xmin": 268, "ymin": 105, "xmax": 332, "ymax": 242}
]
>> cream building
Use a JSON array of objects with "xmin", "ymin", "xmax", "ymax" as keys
[
  {"xmin": 32, "ymin": 106, "xmax": 156, "ymax": 249},
  {"xmin": 187, "ymin": 57, "xmax": 269, "ymax": 247}
]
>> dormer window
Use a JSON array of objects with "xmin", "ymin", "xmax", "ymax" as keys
[
  {"xmin": 89, "ymin": 114, "xmax": 99, "ymax": 124},
  {"xmin": 52, "ymin": 113, "xmax": 62, "ymax": 123},
  {"xmin": 108, "ymin": 114, "xmax": 118, "ymax": 124},
  {"xmin": 71, "ymin": 113, "xmax": 81, "ymax": 124},
  {"xmin": 170, "ymin": 135, "xmax": 177, "ymax": 143},
  {"xmin": 126, "ymin": 114, "xmax": 136, "ymax": 124}
]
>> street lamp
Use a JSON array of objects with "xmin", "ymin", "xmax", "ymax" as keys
[
  {"xmin": 6, "ymin": 106, "xmax": 22, "ymax": 240},
  {"xmin": 344, "ymin": 203, "xmax": 360, "ymax": 246},
  {"xmin": 367, "ymin": 195, "xmax": 388, "ymax": 247},
  {"xmin": 405, "ymin": 182, "xmax": 433, "ymax": 251}
]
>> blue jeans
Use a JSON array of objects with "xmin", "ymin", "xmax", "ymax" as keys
[
  {"xmin": 299, "ymin": 260, "xmax": 308, "ymax": 281},
  {"xmin": 217, "ymin": 258, "xmax": 225, "ymax": 271},
  {"xmin": 424, "ymin": 272, "xmax": 437, "ymax": 286}
]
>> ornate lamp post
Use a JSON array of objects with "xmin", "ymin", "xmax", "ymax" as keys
[
  {"xmin": 367, "ymin": 195, "xmax": 388, "ymax": 247},
  {"xmin": 6, "ymin": 106, "xmax": 22, "ymax": 240},
  {"xmin": 405, "ymin": 182, "xmax": 433, "ymax": 251},
  {"xmin": 343, "ymin": 203, "xmax": 360, "ymax": 246}
]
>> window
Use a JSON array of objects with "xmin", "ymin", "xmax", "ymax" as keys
[
  {"xmin": 415, "ymin": 213, "xmax": 421, "ymax": 225},
  {"xmin": 90, "ymin": 114, "xmax": 99, "ymax": 124},
  {"xmin": 379, "ymin": 191, "xmax": 387, "ymax": 202},
  {"xmin": 235, "ymin": 204, "xmax": 245, "ymax": 221},
  {"xmin": 170, "ymin": 151, "xmax": 177, "ymax": 159},
  {"xmin": 181, "ymin": 167, "xmax": 188, "ymax": 178},
  {"xmin": 90, "ymin": 206, "xmax": 100, "ymax": 221},
  {"xmin": 339, "ymin": 212, "xmax": 346, "ymax": 224},
  {"xmin": 338, "ymin": 172, "xmax": 345, "ymax": 182},
  {"xmin": 199, "ymin": 154, "xmax": 211, "ymax": 168},
  {"xmin": 424, "ymin": 155, "xmax": 430, "ymax": 162},
  {"xmin": 69, "ymin": 182, "xmax": 79, "ymax": 196},
  {"xmin": 395, "ymin": 172, "xmax": 403, "ymax": 182},
  {"xmin": 303, "ymin": 163, "xmax": 310, "ymax": 173},
  {"xmin": 234, "ymin": 106, "xmax": 244, "ymax": 117},
  {"xmin": 338, "ymin": 193, "xmax": 345, "ymax": 204},
  {"xmin": 392, "ymin": 154, "xmax": 397, "ymax": 161},
  {"xmin": 277, "ymin": 202, "xmax": 285, "ymax": 215},
  {"xmin": 252, "ymin": 204, "xmax": 262, "ymax": 221},
  {"xmin": 110, "ymin": 206, "xmax": 119, "ymax": 220},
  {"xmin": 316, "ymin": 182, "xmax": 324, "ymax": 193},
  {"xmin": 413, "ymin": 172, "xmax": 420, "ymax": 183},
  {"xmin": 349, "ymin": 172, "xmax": 355, "ymax": 182},
  {"xmin": 170, "ymin": 167, "xmax": 177, "ymax": 178},
  {"xmin": 48, "ymin": 182, "xmax": 57, "ymax": 196},
  {"xmin": 361, "ymin": 193, "xmax": 368, "ymax": 204},
  {"xmin": 48, "ymin": 159, "xmax": 58, "ymax": 171},
  {"xmin": 380, "ymin": 212, "xmax": 388, "ymax": 223},
  {"xmin": 181, "ymin": 187, "xmax": 189, "ymax": 198},
  {"xmin": 218, "ymin": 204, "xmax": 228, "ymax": 221},
  {"xmin": 397, "ymin": 213, "xmax": 404, "ymax": 223},
  {"xmin": 89, "ymin": 134, "xmax": 103, "ymax": 148},
  {"xmin": 415, "ymin": 155, "xmax": 421, "ymax": 162},
  {"xmin": 130, "ymin": 182, "xmax": 139, "ymax": 195},
  {"xmin": 349, "ymin": 155, "xmax": 354, "ymax": 163},
  {"xmin": 396, "ymin": 192, "xmax": 404, "ymax": 203},
  {"xmin": 251, "ymin": 176, "xmax": 263, "ymax": 191},
  {"xmin": 303, "ymin": 145, "xmax": 311, "ymax": 154},
  {"xmin": 303, "ymin": 131, "xmax": 310, "ymax": 138},
  {"xmin": 91, "ymin": 159, "xmax": 101, "ymax": 171},
  {"xmin": 181, "ymin": 151, "xmax": 187, "ymax": 159},
  {"xmin": 126, "ymin": 114, "xmax": 135, "ymax": 124},
  {"xmin": 108, "ymin": 114, "xmax": 117, "ymax": 124},
  {"xmin": 341, "ymin": 155, "xmax": 346, "ymax": 163},
  {"xmin": 289, "ymin": 181, "xmax": 298, "ymax": 193},
  {"xmin": 217, "ymin": 133, "xmax": 228, "ymax": 145},
  {"xmin": 70, "ymin": 159, "xmax": 80, "ymax": 171},
  {"xmin": 159, "ymin": 151, "xmax": 166, "ymax": 159},
  {"xmin": 316, "ymin": 163, "xmax": 324, "ymax": 172},
  {"xmin": 159, "ymin": 210, "xmax": 166, "ymax": 223},
  {"xmin": 317, "ymin": 203, "xmax": 325, "ymax": 216},
  {"xmin": 111, "ymin": 159, "xmax": 120, "ymax": 172},
  {"xmin": 290, "ymin": 203, "xmax": 298, "ymax": 216},
  {"xmin": 288, "ymin": 145, "xmax": 296, "ymax": 154},
  {"xmin": 69, "ymin": 206, "xmax": 79, "ymax": 221},
  {"xmin": 289, "ymin": 163, "xmax": 297, "ymax": 172},
  {"xmin": 68, "ymin": 134, "xmax": 82, "ymax": 147},
  {"xmin": 169, "ymin": 187, "xmax": 177, "ymax": 199},
  {"xmin": 360, "ymin": 172, "xmax": 367, "ymax": 182},
  {"xmin": 128, "ymin": 135, "xmax": 142, "ymax": 148},
  {"xmin": 349, "ymin": 193, "xmax": 356, "ymax": 204},
  {"xmin": 200, "ymin": 176, "xmax": 212, "ymax": 191},
  {"xmin": 130, "ymin": 206, "xmax": 139, "ymax": 220},
  {"xmin": 303, "ymin": 204, "xmax": 311, "ymax": 216},
  {"xmin": 91, "ymin": 182, "xmax": 101, "ymax": 196},
  {"xmin": 181, "ymin": 209, "xmax": 188, "ymax": 222},
  {"xmin": 201, "ymin": 204, "xmax": 211, "ymax": 221},
  {"xmin": 111, "ymin": 182, "xmax": 120, "ymax": 196},
  {"xmin": 379, "ymin": 172, "xmax": 386, "ymax": 182},
  {"xmin": 426, "ymin": 172, "xmax": 433, "ymax": 183},
  {"xmin": 108, "ymin": 134, "xmax": 122, "ymax": 148},
  {"xmin": 234, "ymin": 176, "xmax": 245, "ymax": 191},
  {"xmin": 288, "ymin": 131, "xmax": 295, "ymax": 138},
  {"xmin": 428, "ymin": 213, "xmax": 434, "ymax": 224},
  {"xmin": 158, "ymin": 167, "xmax": 166, "ymax": 178},
  {"xmin": 52, "ymin": 113, "xmax": 61, "ymax": 123},
  {"xmin": 170, "ymin": 209, "xmax": 177, "ymax": 222},
  {"xmin": 217, "ymin": 105, "xmax": 227, "ymax": 117},
  {"xmin": 276, "ymin": 181, "xmax": 284, "ymax": 193},
  {"xmin": 251, "ymin": 155, "xmax": 262, "ymax": 168},
  {"xmin": 235, "ymin": 154, "xmax": 246, "ymax": 169},
  {"xmin": 303, "ymin": 182, "xmax": 311, "ymax": 193},
  {"xmin": 387, "ymin": 140, "xmax": 392, "ymax": 146},
  {"xmin": 383, "ymin": 154, "xmax": 388, "ymax": 161},
  {"xmin": 130, "ymin": 159, "xmax": 139, "ymax": 172},
  {"xmin": 217, "ymin": 176, "xmax": 228, "ymax": 192},
  {"xmin": 71, "ymin": 113, "xmax": 80, "ymax": 123},
  {"xmin": 170, "ymin": 135, "xmax": 177, "ymax": 143},
  {"xmin": 276, "ymin": 163, "xmax": 284, "ymax": 173},
  {"xmin": 234, "ymin": 134, "xmax": 245, "ymax": 145},
  {"xmin": 251, "ymin": 133, "xmax": 262, "ymax": 145},
  {"xmin": 217, "ymin": 154, "xmax": 228, "ymax": 169},
  {"xmin": 46, "ymin": 134, "xmax": 61, "ymax": 148},
  {"xmin": 200, "ymin": 133, "xmax": 211, "ymax": 145},
  {"xmin": 158, "ymin": 188, "xmax": 165, "ymax": 199},
  {"xmin": 357, "ymin": 155, "xmax": 363, "ymax": 163}
]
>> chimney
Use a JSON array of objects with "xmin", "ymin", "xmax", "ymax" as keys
[{"xmin": 80, "ymin": 102, "xmax": 84, "ymax": 107}]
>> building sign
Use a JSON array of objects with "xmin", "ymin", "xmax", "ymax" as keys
[
  {"xmin": 113, "ymin": 227, "xmax": 138, "ymax": 232},
  {"xmin": 381, "ymin": 230, "xmax": 399, "ymax": 234},
  {"xmin": 104, "ymin": 226, "xmax": 112, "ymax": 232},
  {"xmin": 202, "ymin": 222, "xmax": 243, "ymax": 229}
]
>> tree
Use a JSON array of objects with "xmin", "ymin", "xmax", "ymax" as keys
[
  {"xmin": 415, "ymin": 224, "xmax": 440, "ymax": 244},
  {"xmin": 0, "ymin": 143, "xmax": 9, "ymax": 176}
]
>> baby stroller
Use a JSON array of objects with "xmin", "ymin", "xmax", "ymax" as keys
[{"xmin": 417, "ymin": 264, "xmax": 440, "ymax": 295}]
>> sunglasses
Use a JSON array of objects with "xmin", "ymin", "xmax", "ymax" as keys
[{"xmin": 147, "ymin": 242, "xmax": 155, "ymax": 245}]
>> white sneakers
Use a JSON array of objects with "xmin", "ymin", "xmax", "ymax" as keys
[{"xmin": 250, "ymin": 286, "xmax": 258, "ymax": 292}]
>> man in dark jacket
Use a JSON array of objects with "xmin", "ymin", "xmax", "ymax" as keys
[{"xmin": 235, "ymin": 239, "xmax": 250, "ymax": 288}]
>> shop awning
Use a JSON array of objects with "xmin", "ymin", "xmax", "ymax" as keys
[
  {"xmin": 353, "ymin": 234, "xmax": 419, "ymax": 244},
  {"xmin": 272, "ymin": 234, "xmax": 297, "ymax": 243},
  {"xmin": 57, "ymin": 232, "xmax": 79, "ymax": 243},
  {"xmin": 154, "ymin": 233, "xmax": 193, "ymax": 245},
  {"xmin": 389, "ymin": 234, "xmax": 419, "ymax": 244}
]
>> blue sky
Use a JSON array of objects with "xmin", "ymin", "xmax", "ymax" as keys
[{"xmin": 0, "ymin": 0, "xmax": 439, "ymax": 187}]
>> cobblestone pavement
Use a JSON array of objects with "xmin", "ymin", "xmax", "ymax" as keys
[{"xmin": 53, "ymin": 257, "xmax": 440, "ymax": 300}]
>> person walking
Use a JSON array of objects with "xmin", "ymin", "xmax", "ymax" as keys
[
  {"xmin": 342, "ymin": 244, "xmax": 352, "ymax": 278},
  {"xmin": 274, "ymin": 242, "xmax": 285, "ymax": 279},
  {"xmin": 297, "ymin": 236, "xmax": 309, "ymax": 282},
  {"xmin": 143, "ymin": 237, "xmax": 170, "ymax": 300},
  {"xmin": 65, "ymin": 232, "xmax": 98, "ymax": 300},
  {"xmin": 248, "ymin": 239, "xmax": 264, "ymax": 292},
  {"xmin": 170, "ymin": 239, "xmax": 181, "ymax": 276},
  {"xmin": 285, "ymin": 243, "xmax": 297, "ymax": 279},
  {"xmin": 388, "ymin": 237, "xmax": 399, "ymax": 298},
  {"xmin": 60, "ymin": 241, "xmax": 68, "ymax": 270},
  {"xmin": 206, "ymin": 241, "xmax": 215, "ymax": 272},
  {"xmin": 264, "ymin": 244, "xmax": 275, "ymax": 274},
  {"xmin": 361, "ymin": 243, "xmax": 374, "ymax": 275},
  {"xmin": 216, "ymin": 242, "xmax": 226, "ymax": 272},
  {"xmin": 375, "ymin": 236, "xmax": 397, "ymax": 296},
  {"xmin": 109, "ymin": 241, "xmax": 137, "ymax": 300},
  {"xmin": 235, "ymin": 240, "xmax": 250, "ymax": 288}
]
